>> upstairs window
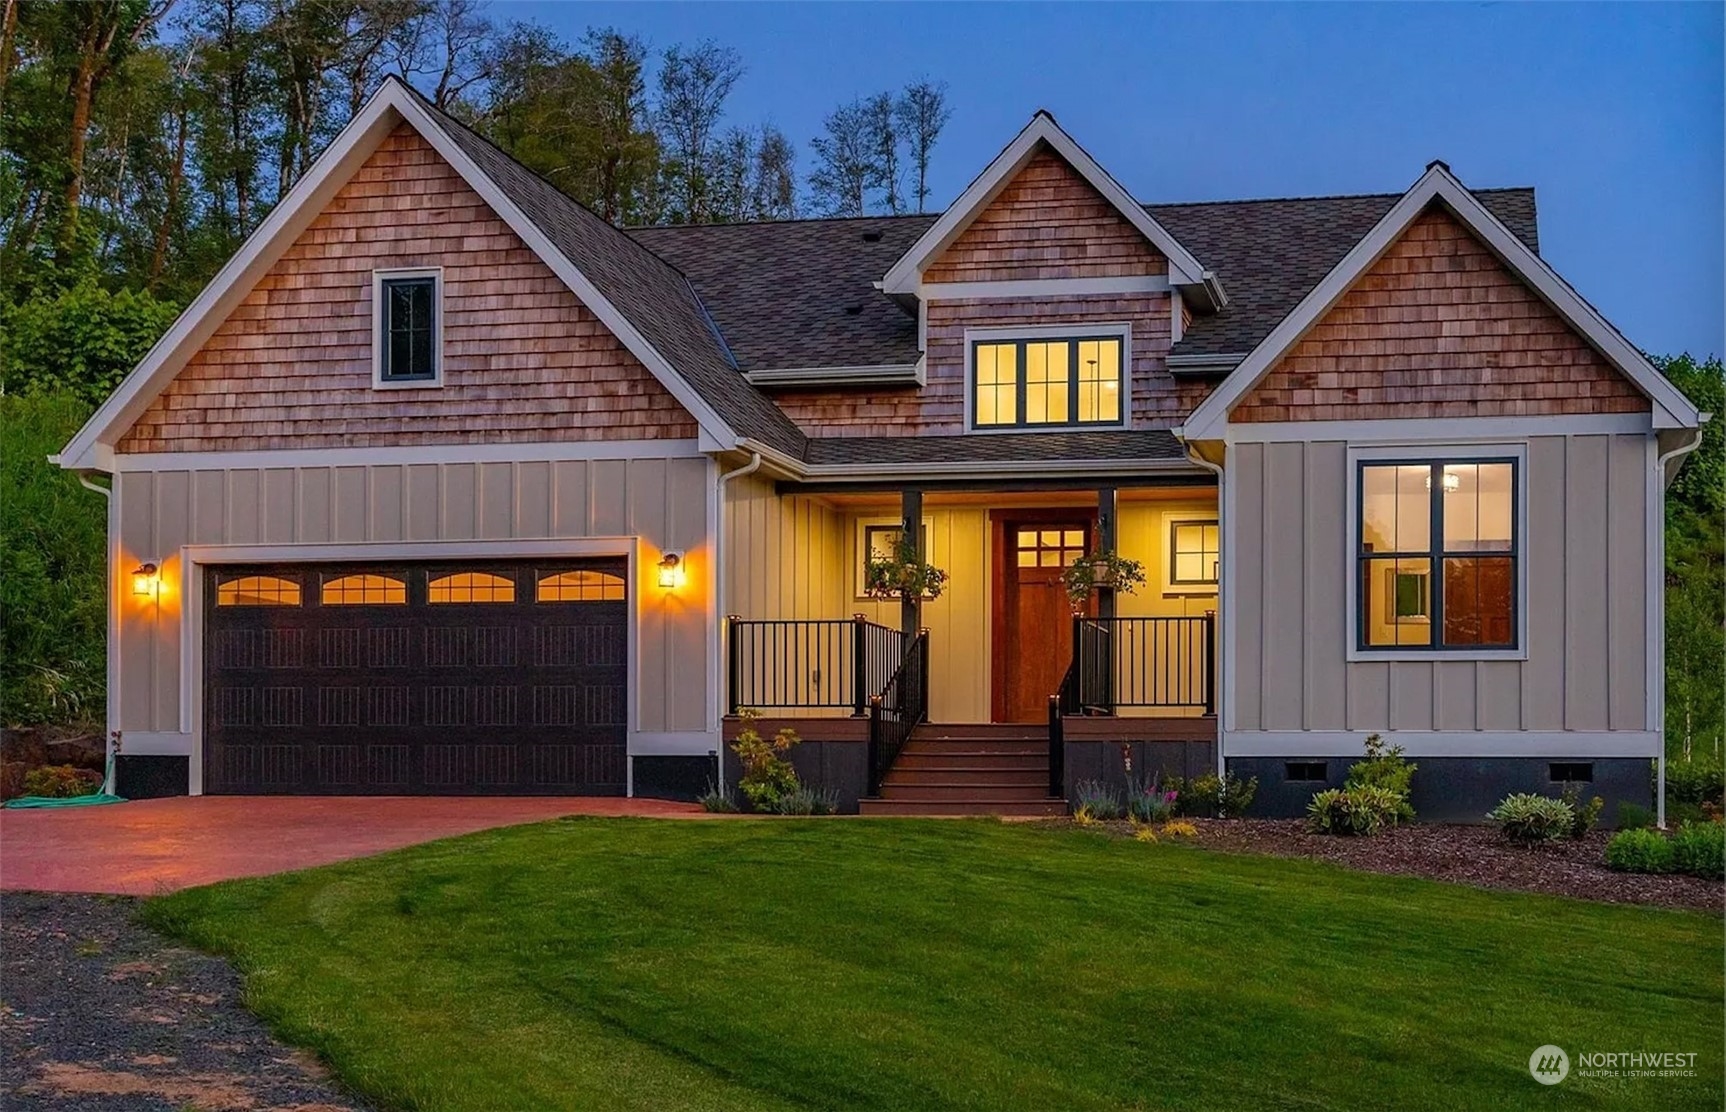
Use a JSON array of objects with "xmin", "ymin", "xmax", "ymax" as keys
[
  {"xmin": 375, "ymin": 270, "xmax": 441, "ymax": 386},
  {"xmin": 970, "ymin": 334, "xmax": 1124, "ymax": 429},
  {"xmin": 1357, "ymin": 458, "xmax": 1518, "ymax": 651}
]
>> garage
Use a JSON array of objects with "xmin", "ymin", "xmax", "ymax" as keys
[{"xmin": 202, "ymin": 558, "xmax": 628, "ymax": 795}]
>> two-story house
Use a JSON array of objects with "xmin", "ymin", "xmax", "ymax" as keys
[{"xmin": 57, "ymin": 78, "xmax": 1705, "ymax": 822}]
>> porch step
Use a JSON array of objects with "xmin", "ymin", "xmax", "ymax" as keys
[
  {"xmin": 859, "ymin": 797, "xmax": 1070, "ymax": 817},
  {"xmin": 915, "ymin": 724, "xmax": 1046, "ymax": 741},
  {"xmin": 875, "ymin": 783, "xmax": 1053, "ymax": 803},
  {"xmin": 900, "ymin": 739, "xmax": 1047, "ymax": 757},
  {"xmin": 882, "ymin": 770, "xmax": 1049, "ymax": 789},
  {"xmin": 890, "ymin": 753, "xmax": 1047, "ymax": 773}
]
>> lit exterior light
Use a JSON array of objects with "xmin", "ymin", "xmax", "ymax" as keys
[
  {"xmin": 657, "ymin": 551, "xmax": 685, "ymax": 589},
  {"xmin": 132, "ymin": 562, "xmax": 160, "ymax": 597},
  {"xmin": 1424, "ymin": 471, "xmax": 1462, "ymax": 494}
]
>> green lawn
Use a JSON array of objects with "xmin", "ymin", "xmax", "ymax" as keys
[{"xmin": 146, "ymin": 818, "xmax": 1722, "ymax": 1111}]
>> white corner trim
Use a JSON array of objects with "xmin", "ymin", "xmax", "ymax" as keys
[
  {"xmin": 879, "ymin": 112, "xmax": 1210, "ymax": 295},
  {"xmin": 1223, "ymin": 730, "xmax": 1661, "ymax": 759},
  {"xmin": 1182, "ymin": 163, "xmax": 1703, "ymax": 440},
  {"xmin": 60, "ymin": 80, "xmax": 741, "ymax": 472},
  {"xmin": 744, "ymin": 363, "xmax": 923, "ymax": 387},
  {"xmin": 116, "ymin": 731, "xmax": 193, "ymax": 756},
  {"xmin": 1343, "ymin": 442, "xmax": 1530, "ymax": 663},
  {"xmin": 111, "ymin": 438, "xmax": 705, "ymax": 472},
  {"xmin": 960, "ymin": 322, "xmax": 1132, "ymax": 434},
  {"xmin": 630, "ymin": 732, "xmax": 723, "ymax": 756},
  {"xmin": 1225, "ymin": 413, "xmax": 1654, "ymax": 445},
  {"xmin": 371, "ymin": 267, "xmax": 444, "ymax": 389},
  {"xmin": 919, "ymin": 275, "xmax": 1171, "ymax": 300}
]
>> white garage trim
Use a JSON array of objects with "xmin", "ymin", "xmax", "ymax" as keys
[{"xmin": 1224, "ymin": 730, "xmax": 1660, "ymax": 759}]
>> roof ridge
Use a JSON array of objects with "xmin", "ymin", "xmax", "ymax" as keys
[
  {"xmin": 627, "ymin": 212, "xmax": 940, "ymax": 233},
  {"xmin": 1147, "ymin": 185, "xmax": 1534, "ymax": 210}
]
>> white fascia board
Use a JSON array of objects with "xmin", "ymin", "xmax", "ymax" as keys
[
  {"xmin": 61, "ymin": 80, "xmax": 740, "ymax": 472},
  {"xmin": 879, "ymin": 113, "xmax": 1210, "ymax": 295},
  {"xmin": 734, "ymin": 437, "xmax": 1210, "ymax": 484},
  {"xmin": 111, "ymin": 438, "xmax": 705, "ymax": 472},
  {"xmin": 1183, "ymin": 163, "xmax": 1701, "ymax": 442},
  {"xmin": 1224, "ymin": 730, "xmax": 1661, "ymax": 759},
  {"xmin": 1222, "ymin": 411, "xmax": 1654, "ymax": 445},
  {"xmin": 744, "ymin": 363, "xmax": 923, "ymax": 387}
]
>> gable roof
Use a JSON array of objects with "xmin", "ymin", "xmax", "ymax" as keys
[
  {"xmin": 1181, "ymin": 163, "xmax": 1702, "ymax": 437},
  {"xmin": 878, "ymin": 112, "xmax": 1221, "ymax": 306},
  {"xmin": 57, "ymin": 78, "xmax": 807, "ymax": 470}
]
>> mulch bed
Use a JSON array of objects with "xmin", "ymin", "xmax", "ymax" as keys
[
  {"xmin": 1082, "ymin": 819, "xmax": 1724, "ymax": 914},
  {"xmin": 1, "ymin": 891, "xmax": 369, "ymax": 1112}
]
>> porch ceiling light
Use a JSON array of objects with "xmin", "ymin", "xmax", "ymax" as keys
[
  {"xmin": 131, "ymin": 562, "xmax": 160, "ymax": 597},
  {"xmin": 658, "ymin": 551, "xmax": 685, "ymax": 590}
]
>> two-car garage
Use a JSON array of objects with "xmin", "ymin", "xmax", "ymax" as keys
[{"xmin": 202, "ymin": 558, "xmax": 629, "ymax": 795}]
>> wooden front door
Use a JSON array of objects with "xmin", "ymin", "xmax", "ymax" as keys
[{"xmin": 992, "ymin": 515, "xmax": 1091, "ymax": 723}]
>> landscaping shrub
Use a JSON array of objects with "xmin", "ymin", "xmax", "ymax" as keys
[
  {"xmin": 1073, "ymin": 780, "xmax": 1124, "ymax": 822},
  {"xmin": 697, "ymin": 782, "xmax": 738, "ymax": 813},
  {"xmin": 1671, "ymin": 821, "xmax": 1725, "ymax": 880},
  {"xmin": 1307, "ymin": 786, "xmax": 1404, "ymax": 836},
  {"xmin": 774, "ymin": 786, "xmax": 839, "ymax": 816},
  {"xmin": 20, "ymin": 764, "xmax": 101, "ymax": 798},
  {"xmin": 729, "ymin": 710, "xmax": 802, "ymax": 812},
  {"xmin": 1126, "ymin": 775, "xmax": 1178, "ymax": 823},
  {"xmin": 1605, "ymin": 828, "xmax": 1677, "ymax": 873},
  {"xmin": 1185, "ymin": 772, "xmax": 1256, "ymax": 818},
  {"xmin": 1616, "ymin": 802, "xmax": 1655, "ymax": 830},
  {"xmin": 1559, "ymin": 783, "xmax": 1604, "ymax": 838},
  {"xmin": 1487, "ymin": 793, "xmax": 1576, "ymax": 846},
  {"xmin": 1343, "ymin": 733, "xmax": 1416, "ymax": 822},
  {"xmin": 1665, "ymin": 759, "xmax": 1725, "ymax": 809}
]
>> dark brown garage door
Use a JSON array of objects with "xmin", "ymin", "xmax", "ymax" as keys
[{"xmin": 203, "ymin": 559, "xmax": 627, "ymax": 795}]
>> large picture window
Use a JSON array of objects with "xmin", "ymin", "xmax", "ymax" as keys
[
  {"xmin": 971, "ymin": 334, "xmax": 1123, "ymax": 429},
  {"xmin": 1357, "ymin": 458, "xmax": 1517, "ymax": 650}
]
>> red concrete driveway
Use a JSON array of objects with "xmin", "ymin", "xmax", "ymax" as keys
[{"xmin": 0, "ymin": 795, "xmax": 701, "ymax": 895}]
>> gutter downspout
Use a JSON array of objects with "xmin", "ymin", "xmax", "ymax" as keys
[
  {"xmin": 1652, "ymin": 418, "xmax": 1708, "ymax": 830},
  {"xmin": 74, "ymin": 471, "xmax": 120, "ymax": 797},
  {"xmin": 712, "ymin": 451, "xmax": 762, "ymax": 794},
  {"xmin": 1177, "ymin": 434, "xmax": 1228, "ymax": 782}
]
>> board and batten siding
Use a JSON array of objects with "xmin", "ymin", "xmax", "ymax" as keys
[
  {"xmin": 114, "ymin": 453, "xmax": 713, "ymax": 747},
  {"xmin": 1227, "ymin": 434, "xmax": 1648, "ymax": 736}
]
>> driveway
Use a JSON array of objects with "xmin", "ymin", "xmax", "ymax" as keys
[{"xmin": 0, "ymin": 795, "xmax": 701, "ymax": 895}]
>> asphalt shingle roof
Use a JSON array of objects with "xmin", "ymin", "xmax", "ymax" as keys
[{"xmin": 803, "ymin": 429, "xmax": 1188, "ymax": 468}]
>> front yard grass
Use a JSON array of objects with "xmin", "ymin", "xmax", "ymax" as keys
[{"xmin": 146, "ymin": 818, "xmax": 1722, "ymax": 1111}]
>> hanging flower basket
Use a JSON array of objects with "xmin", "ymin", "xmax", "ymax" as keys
[
  {"xmin": 864, "ymin": 535, "xmax": 948, "ymax": 601},
  {"xmin": 1061, "ymin": 552, "xmax": 1146, "ymax": 611}
]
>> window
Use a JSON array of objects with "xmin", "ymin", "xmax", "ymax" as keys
[
  {"xmin": 1357, "ymin": 458, "xmax": 1517, "ymax": 651},
  {"xmin": 1170, "ymin": 520, "xmax": 1219, "ymax": 585},
  {"xmin": 322, "ymin": 574, "xmax": 407, "ymax": 605},
  {"xmin": 1286, "ymin": 761, "xmax": 1328, "ymax": 783},
  {"xmin": 1549, "ymin": 762, "xmax": 1593, "ymax": 783},
  {"xmin": 375, "ymin": 271, "xmax": 440, "ymax": 385},
  {"xmin": 855, "ymin": 520, "xmax": 932, "ymax": 597},
  {"xmin": 971, "ymin": 334, "xmax": 1123, "ymax": 429},
  {"xmin": 537, "ymin": 570, "xmax": 627, "ymax": 602},
  {"xmin": 216, "ymin": 575, "xmax": 301, "ymax": 606},
  {"xmin": 428, "ymin": 572, "xmax": 515, "ymax": 604},
  {"xmin": 1016, "ymin": 527, "xmax": 1086, "ymax": 568}
]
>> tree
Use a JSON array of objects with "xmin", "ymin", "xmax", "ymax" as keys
[
  {"xmin": 750, "ymin": 124, "xmax": 795, "ymax": 220},
  {"xmin": 806, "ymin": 96, "xmax": 876, "ymax": 217},
  {"xmin": 419, "ymin": 0, "xmax": 493, "ymax": 109},
  {"xmin": 895, "ymin": 78, "xmax": 949, "ymax": 213},
  {"xmin": 864, "ymin": 91, "xmax": 900, "ymax": 214},
  {"xmin": 654, "ymin": 39, "xmax": 741, "ymax": 223}
]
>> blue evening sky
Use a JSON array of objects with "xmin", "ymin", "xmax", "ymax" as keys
[{"xmin": 509, "ymin": 2, "xmax": 1723, "ymax": 360}]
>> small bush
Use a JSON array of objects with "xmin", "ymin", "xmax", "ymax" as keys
[
  {"xmin": 1344, "ymin": 733, "xmax": 1416, "ymax": 822},
  {"xmin": 773, "ymin": 786, "xmax": 838, "ymax": 816},
  {"xmin": 1308, "ymin": 785, "xmax": 1404, "ymax": 836},
  {"xmin": 1186, "ymin": 772, "xmax": 1257, "ymax": 818},
  {"xmin": 1160, "ymin": 820, "xmax": 1197, "ymax": 838},
  {"xmin": 1616, "ymin": 801, "xmax": 1655, "ymax": 830},
  {"xmin": 1672, "ymin": 822, "xmax": 1725, "ymax": 879},
  {"xmin": 1559, "ymin": 783, "xmax": 1603, "ymax": 839},
  {"xmin": 1126, "ymin": 775, "xmax": 1179, "ymax": 823},
  {"xmin": 697, "ymin": 782, "xmax": 738, "ymax": 813},
  {"xmin": 20, "ymin": 764, "xmax": 101, "ymax": 798},
  {"xmin": 1605, "ymin": 828, "xmax": 1677, "ymax": 873},
  {"xmin": 1665, "ymin": 759, "xmax": 1725, "ymax": 808},
  {"xmin": 1073, "ymin": 780, "xmax": 1125, "ymax": 821},
  {"xmin": 1487, "ymin": 793, "xmax": 1576, "ymax": 846},
  {"xmin": 729, "ymin": 709, "xmax": 802, "ymax": 812}
]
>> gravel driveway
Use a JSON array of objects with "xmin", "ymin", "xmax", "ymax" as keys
[{"xmin": 1, "ymin": 891, "xmax": 367, "ymax": 1112}]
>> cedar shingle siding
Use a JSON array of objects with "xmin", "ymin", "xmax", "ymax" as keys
[
  {"xmin": 1231, "ymin": 207, "xmax": 1648, "ymax": 423},
  {"xmin": 924, "ymin": 149, "xmax": 1165, "ymax": 282},
  {"xmin": 119, "ymin": 125, "xmax": 696, "ymax": 453}
]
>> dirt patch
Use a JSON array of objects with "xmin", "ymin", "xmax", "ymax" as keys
[
  {"xmin": 1, "ymin": 891, "xmax": 370, "ymax": 1111},
  {"xmin": 1069, "ymin": 818, "xmax": 1724, "ymax": 913}
]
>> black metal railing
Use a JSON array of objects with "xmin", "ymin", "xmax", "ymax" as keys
[
  {"xmin": 1047, "ymin": 694, "xmax": 1065, "ymax": 797},
  {"xmin": 726, "ymin": 614, "xmax": 904, "ymax": 715},
  {"xmin": 1060, "ymin": 613, "xmax": 1215, "ymax": 715},
  {"xmin": 866, "ymin": 629, "xmax": 930, "ymax": 795}
]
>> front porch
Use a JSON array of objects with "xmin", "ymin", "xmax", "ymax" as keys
[{"xmin": 721, "ymin": 479, "xmax": 1220, "ymax": 812}]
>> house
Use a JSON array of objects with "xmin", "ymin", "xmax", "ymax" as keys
[{"xmin": 56, "ymin": 78, "xmax": 1706, "ymax": 822}]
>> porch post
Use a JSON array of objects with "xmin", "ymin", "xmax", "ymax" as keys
[
  {"xmin": 1096, "ymin": 486, "xmax": 1117, "ymax": 620},
  {"xmin": 900, "ymin": 487, "xmax": 923, "ymax": 642}
]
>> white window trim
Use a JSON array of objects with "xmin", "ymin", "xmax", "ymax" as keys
[
  {"xmin": 1344, "ymin": 442, "xmax": 1529, "ymax": 662},
  {"xmin": 962, "ymin": 322, "xmax": 1132, "ymax": 435},
  {"xmin": 1160, "ymin": 510, "xmax": 1220, "ymax": 597},
  {"xmin": 372, "ymin": 267, "xmax": 444, "ymax": 390}
]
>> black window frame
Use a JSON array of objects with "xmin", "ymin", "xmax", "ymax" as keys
[
  {"xmin": 1355, "ymin": 456, "xmax": 1520, "ymax": 653},
  {"xmin": 969, "ymin": 334, "xmax": 1126, "ymax": 430},
  {"xmin": 1168, "ymin": 518, "xmax": 1220, "ymax": 586},
  {"xmin": 1285, "ymin": 761, "xmax": 1329, "ymax": 783},
  {"xmin": 379, "ymin": 274, "xmax": 439, "ymax": 383},
  {"xmin": 1549, "ymin": 762, "xmax": 1594, "ymax": 784}
]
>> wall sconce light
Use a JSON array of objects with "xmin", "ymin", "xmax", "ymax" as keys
[
  {"xmin": 658, "ymin": 551, "xmax": 685, "ymax": 589},
  {"xmin": 131, "ymin": 562, "xmax": 160, "ymax": 597}
]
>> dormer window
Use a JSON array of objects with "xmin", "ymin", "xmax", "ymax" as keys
[
  {"xmin": 373, "ymin": 269, "xmax": 442, "ymax": 387},
  {"xmin": 968, "ymin": 329, "xmax": 1126, "ymax": 430}
]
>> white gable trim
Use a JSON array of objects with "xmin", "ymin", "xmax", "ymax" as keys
[
  {"xmin": 879, "ymin": 112, "xmax": 1216, "ymax": 301},
  {"xmin": 58, "ymin": 80, "xmax": 736, "ymax": 472},
  {"xmin": 1182, "ymin": 164, "xmax": 1701, "ymax": 441}
]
